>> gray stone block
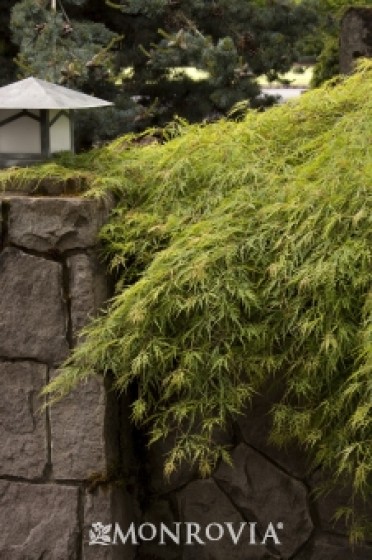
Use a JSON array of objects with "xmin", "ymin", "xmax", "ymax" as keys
[
  {"xmin": 0, "ymin": 361, "xmax": 48, "ymax": 478},
  {"xmin": 137, "ymin": 499, "xmax": 179, "ymax": 560},
  {"xmin": 0, "ymin": 200, "xmax": 3, "ymax": 247},
  {"xmin": 83, "ymin": 484, "xmax": 137, "ymax": 560},
  {"xmin": 295, "ymin": 534, "xmax": 372, "ymax": 560},
  {"xmin": 0, "ymin": 480, "xmax": 79, "ymax": 559},
  {"xmin": 177, "ymin": 479, "xmax": 276, "ymax": 560},
  {"xmin": 0, "ymin": 248, "xmax": 68, "ymax": 363},
  {"xmin": 214, "ymin": 443, "xmax": 313, "ymax": 559},
  {"xmin": 237, "ymin": 396, "xmax": 310, "ymax": 479},
  {"xmin": 145, "ymin": 416, "xmax": 231, "ymax": 494},
  {"xmin": 7, "ymin": 196, "xmax": 111, "ymax": 252},
  {"xmin": 310, "ymin": 469, "xmax": 370, "ymax": 537},
  {"xmin": 67, "ymin": 252, "xmax": 109, "ymax": 345},
  {"xmin": 50, "ymin": 375, "xmax": 118, "ymax": 480},
  {"xmin": 147, "ymin": 434, "xmax": 198, "ymax": 495}
]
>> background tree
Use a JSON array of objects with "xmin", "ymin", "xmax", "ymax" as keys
[
  {"xmin": 11, "ymin": 0, "xmax": 118, "ymax": 92},
  {"xmin": 8, "ymin": 0, "xmax": 319, "ymax": 144},
  {"xmin": 297, "ymin": 0, "xmax": 370, "ymax": 86},
  {"xmin": 0, "ymin": 1, "xmax": 18, "ymax": 86}
]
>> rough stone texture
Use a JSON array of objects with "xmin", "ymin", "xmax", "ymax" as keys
[
  {"xmin": 0, "ymin": 193, "xmax": 125, "ymax": 560},
  {"xmin": 137, "ymin": 499, "xmax": 179, "ymax": 560},
  {"xmin": 214, "ymin": 443, "xmax": 313, "ymax": 559},
  {"xmin": 0, "ymin": 480, "xmax": 79, "ymax": 559},
  {"xmin": 0, "ymin": 248, "xmax": 68, "ymax": 363},
  {"xmin": 147, "ymin": 435, "xmax": 198, "ymax": 495},
  {"xmin": 177, "ymin": 479, "xmax": 276, "ymax": 560},
  {"xmin": 295, "ymin": 534, "xmax": 372, "ymax": 560},
  {"xmin": 340, "ymin": 8, "xmax": 372, "ymax": 74},
  {"xmin": 148, "ymin": 421, "xmax": 232, "ymax": 495},
  {"xmin": 309, "ymin": 470, "xmax": 370, "ymax": 537},
  {"xmin": 312, "ymin": 484, "xmax": 350, "ymax": 536},
  {"xmin": 7, "ymin": 196, "xmax": 111, "ymax": 252},
  {"xmin": 118, "ymin": 394, "xmax": 138, "ymax": 479},
  {"xmin": 0, "ymin": 361, "xmax": 47, "ymax": 478},
  {"xmin": 67, "ymin": 252, "xmax": 109, "ymax": 344},
  {"xmin": 0, "ymin": 193, "xmax": 370, "ymax": 559},
  {"xmin": 236, "ymin": 393, "xmax": 310, "ymax": 479},
  {"xmin": 0, "ymin": 200, "xmax": 3, "ymax": 247},
  {"xmin": 50, "ymin": 374, "xmax": 119, "ymax": 480},
  {"xmin": 84, "ymin": 484, "xmax": 137, "ymax": 560}
]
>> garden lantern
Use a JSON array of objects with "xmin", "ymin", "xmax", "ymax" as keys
[{"xmin": 0, "ymin": 77, "xmax": 112, "ymax": 168}]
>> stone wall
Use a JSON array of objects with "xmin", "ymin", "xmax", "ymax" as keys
[
  {"xmin": 340, "ymin": 7, "xmax": 372, "ymax": 74},
  {"xmin": 0, "ymin": 193, "xmax": 136, "ymax": 560},
  {"xmin": 139, "ymin": 395, "xmax": 372, "ymax": 560},
  {"xmin": 0, "ymin": 193, "xmax": 371, "ymax": 559}
]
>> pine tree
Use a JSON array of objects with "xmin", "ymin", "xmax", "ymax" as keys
[
  {"xmin": 8, "ymin": 0, "xmax": 320, "ymax": 140},
  {"xmin": 0, "ymin": 1, "xmax": 18, "ymax": 86},
  {"xmin": 11, "ymin": 0, "xmax": 117, "ymax": 90}
]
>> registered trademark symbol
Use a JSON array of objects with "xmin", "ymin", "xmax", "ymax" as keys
[{"xmin": 276, "ymin": 522, "xmax": 283, "ymax": 530}]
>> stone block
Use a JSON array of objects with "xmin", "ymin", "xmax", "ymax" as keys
[
  {"xmin": 0, "ymin": 361, "xmax": 48, "ymax": 478},
  {"xmin": 50, "ymin": 374, "xmax": 119, "ymax": 480},
  {"xmin": 237, "ymin": 394, "xmax": 310, "ymax": 479},
  {"xmin": 295, "ymin": 534, "xmax": 372, "ymax": 560},
  {"xmin": 137, "ymin": 499, "xmax": 179, "ymax": 560},
  {"xmin": 67, "ymin": 253, "xmax": 109, "ymax": 345},
  {"xmin": 0, "ymin": 200, "xmax": 3, "ymax": 247},
  {"xmin": 310, "ymin": 469, "xmax": 370, "ymax": 536},
  {"xmin": 145, "ymin": 417, "xmax": 232, "ymax": 495},
  {"xmin": 214, "ymin": 443, "xmax": 313, "ymax": 559},
  {"xmin": 7, "ymin": 196, "xmax": 111, "ymax": 253},
  {"xmin": 0, "ymin": 248, "xmax": 68, "ymax": 363},
  {"xmin": 176, "ymin": 479, "xmax": 276, "ymax": 560},
  {"xmin": 146, "ymin": 434, "xmax": 198, "ymax": 495},
  {"xmin": 83, "ymin": 484, "xmax": 137, "ymax": 560},
  {"xmin": 0, "ymin": 480, "xmax": 79, "ymax": 559}
]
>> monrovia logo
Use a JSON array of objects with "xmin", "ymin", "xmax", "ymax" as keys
[
  {"xmin": 88, "ymin": 521, "xmax": 284, "ymax": 546},
  {"xmin": 89, "ymin": 522, "xmax": 112, "ymax": 546}
]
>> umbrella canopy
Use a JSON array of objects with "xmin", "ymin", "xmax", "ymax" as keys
[{"xmin": 0, "ymin": 77, "xmax": 113, "ymax": 110}]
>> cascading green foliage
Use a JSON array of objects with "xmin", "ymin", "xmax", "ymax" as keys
[{"xmin": 6, "ymin": 62, "xmax": 371, "ymax": 538}]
